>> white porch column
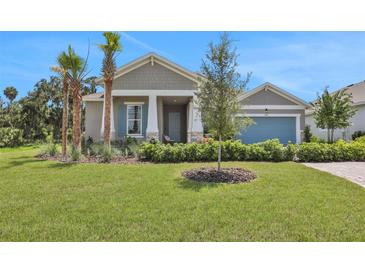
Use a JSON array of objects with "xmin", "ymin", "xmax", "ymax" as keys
[
  {"xmin": 187, "ymin": 99, "xmax": 193, "ymax": 143},
  {"xmin": 191, "ymin": 95, "xmax": 204, "ymax": 142},
  {"xmin": 100, "ymin": 98, "xmax": 105, "ymax": 139},
  {"xmin": 110, "ymin": 96, "xmax": 116, "ymax": 140},
  {"xmin": 146, "ymin": 94, "xmax": 159, "ymax": 140},
  {"xmin": 157, "ymin": 97, "xmax": 163, "ymax": 141}
]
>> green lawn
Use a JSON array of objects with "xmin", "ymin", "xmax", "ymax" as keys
[{"xmin": 0, "ymin": 147, "xmax": 364, "ymax": 241}]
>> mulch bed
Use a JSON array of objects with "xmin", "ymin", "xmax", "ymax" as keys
[
  {"xmin": 182, "ymin": 167, "xmax": 256, "ymax": 184},
  {"xmin": 36, "ymin": 153, "xmax": 146, "ymax": 164}
]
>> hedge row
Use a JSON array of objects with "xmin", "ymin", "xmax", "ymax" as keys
[
  {"xmin": 140, "ymin": 139, "xmax": 296, "ymax": 162},
  {"xmin": 139, "ymin": 138, "xmax": 365, "ymax": 163}
]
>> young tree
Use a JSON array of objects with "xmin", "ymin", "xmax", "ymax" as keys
[
  {"xmin": 196, "ymin": 33, "xmax": 251, "ymax": 171},
  {"xmin": 303, "ymin": 125, "xmax": 312, "ymax": 142},
  {"xmin": 52, "ymin": 51, "xmax": 72, "ymax": 160},
  {"xmin": 98, "ymin": 32, "xmax": 122, "ymax": 147},
  {"xmin": 311, "ymin": 87, "xmax": 356, "ymax": 143}
]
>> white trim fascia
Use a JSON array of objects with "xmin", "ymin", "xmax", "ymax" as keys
[
  {"xmin": 112, "ymin": 89, "xmax": 196, "ymax": 96},
  {"xmin": 236, "ymin": 113, "xmax": 301, "ymax": 118},
  {"xmin": 236, "ymin": 113, "xmax": 301, "ymax": 144},
  {"xmin": 238, "ymin": 82, "xmax": 311, "ymax": 107},
  {"xmin": 82, "ymin": 98, "xmax": 103, "ymax": 102},
  {"xmin": 123, "ymin": 102, "xmax": 145, "ymax": 105},
  {"xmin": 97, "ymin": 53, "xmax": 200, "ymax": 84},
  {"xmin": 242, "ymin": 105, "xmax": 305, "ymax": 110},
  {"xmin": 353, "ymin": 100, "xmax": 365, "ymax": 106},
  {"xmin": 127, "ymin": 135, "xmax": 145, "ymax": 139}
]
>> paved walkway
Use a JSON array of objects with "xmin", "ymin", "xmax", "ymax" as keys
[{"xmin": 303, "ymin": 162, "xmax": 365, "ymax": 188}]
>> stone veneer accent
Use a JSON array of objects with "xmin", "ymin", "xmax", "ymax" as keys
[
  {"xmin": 146, "ymin": 131, "xmax": 159, "ymax": 141},
  {"xmin": 190, "ymin": 132, "xmax": 204, "ymax": 142}
]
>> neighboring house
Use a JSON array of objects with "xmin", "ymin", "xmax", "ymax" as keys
[
  {"xmin": 83, "ymin": 53, "xmax": 311, "ymax": 144},
  {"xmin": 305, "ymin": 81, "xmax": 365, "ymax": 141}
]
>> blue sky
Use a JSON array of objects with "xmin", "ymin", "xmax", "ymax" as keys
[{"xmin": 1, "ymin": 31, "xmax": 365, "ymax": 102}]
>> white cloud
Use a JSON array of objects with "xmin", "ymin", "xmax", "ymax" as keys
[{"xmin": 120, "ymin": 32, "xmax": 171, "ymax": 57}]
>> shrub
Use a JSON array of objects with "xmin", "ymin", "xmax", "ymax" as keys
[
  {"xmin": 81, "ymin": 134, "xmax": 86, "ymax": 154},
  {"xmin": 100, "ymin": 146, "xmax": 113, "ymax": 163},
  {"xmin": 310, "ymin": 135, "xmax": 326, "ymax": 143},
  {"xmin": 0, "ymin": 127, "xmax": 24, "ymax": 147},
  {"xmin": 303, "ymin": 125, "xmax": 312, "ymax": 142},
  {"xmin": 88, "ymin": 143, "xmax": 119, "ymax": 162},
  {"xmin": 70, "ymin": 146, "xmax": 81, "ymax": 162},
  {"xmin": 285, "ymin": 142, "xmax": 298, "ymax": 161},
  {"xmin": 296, "ymin": 139, "xmax": 365, "ymax": 162},
  {"xmin": 43, "ymin": 143, "xmax": 58, "ymax": 156},
  {"xmin": 352, "ymin": 130, "xmax": 365, "ymax": 140},
  {"xmin": 355, "ymin": 135, "xmax": 365, "ymax": 143}
]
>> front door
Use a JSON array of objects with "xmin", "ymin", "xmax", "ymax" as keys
[{"xmin": 168, "ymin": 112, "xmax": 181, "ymax": 142}]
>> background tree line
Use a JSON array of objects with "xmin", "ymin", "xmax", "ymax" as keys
[{"xmin": 0, "ymin": 76, "xmax": 97, "ymax": 142}]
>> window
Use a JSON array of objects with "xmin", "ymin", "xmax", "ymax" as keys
[{"xmin": 127, "ymin": 104, "xmax": 142, "ymax": 135}]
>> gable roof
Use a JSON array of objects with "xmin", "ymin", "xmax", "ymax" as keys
[
  {"xmin": 312, "ymin": 80, "xmax": 365, "ymax": 105},
  {"xmin": 239, "ymin": 82, "xmax": 311, "ymax": 107},
  {"xmin": 306, "ymin": 80, "xmax": 365, "ymax": 115},
  {"xmin": 82, "ymin": 92, "xmax": 104, "ymax": 101},
  {"xmin": 95, "ymin": 52, "xmax": 201, "ymax": 85}
]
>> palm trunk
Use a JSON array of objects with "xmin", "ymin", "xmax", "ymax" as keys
[
  {"xmin": 72, "ymin": 85, "xmax": 81, "ymax": 150},
  {"xmin": 330, "ymin": 128, "xmax": 335, "ymax": 143},
  {"xmin": 218, "ymin": 135, "xmax": 222, "ymax": 171},
  {"xmin": 103, "ymin": 79, "xmax": 112, "ymax": 147},
  {"xmin": 62, "ymin": 77, "xmax": 68, "ymax": 161},
  {"xmin": 327, "ymin": 129, "xmax": 331, "ymax": 143}
]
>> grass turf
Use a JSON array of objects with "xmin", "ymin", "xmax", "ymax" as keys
[{"xmin": 0, "ymin": 147, "xmax": 364, "ymax": 241}]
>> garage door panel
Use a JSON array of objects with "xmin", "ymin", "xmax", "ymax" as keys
[{"xmin": 238, "ymin": 117, "xmax": 296, "ymax": 144}]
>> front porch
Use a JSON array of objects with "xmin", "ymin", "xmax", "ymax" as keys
[{"xmin": 100, "ymin": 93, "xmax": 204, "ymax": 143}]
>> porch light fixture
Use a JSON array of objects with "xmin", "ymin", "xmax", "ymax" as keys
[{"xmin": 265, "ymin": 108, "xmax": 268, "ymax": 116}]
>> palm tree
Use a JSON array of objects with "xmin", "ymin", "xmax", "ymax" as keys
[
  {"xmin": 65, "ymin": 45, "xmax": 88, "ymax": 151},
  {"xmin": 3, "ymin": 86, "xmax": 18, "ymax": 104},
  {"xmin": 98, "ymin": 32, "xmax": 122, "ymax": 147},
  {"xmin": 3, "ymin": 86, "xmax": 18, "ymax": 128},
  {"xmin": 51, "ymin": 51, "xmax": 71, "ymax": 161}
]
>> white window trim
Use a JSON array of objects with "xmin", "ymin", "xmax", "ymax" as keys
[
  {"xmin": 126, "ymin": 104, "xmax": 143, "ymax": 137},
  {"xmin": 236, "ymin": 113, "xmax": 301, "ymax": 144},
  {"xmin": 113, "ymin": 90, "xmax": 196, "ymax": 96},
  {"xmin": 124, "ymin": 102, "xmax": 145, "ymax": 105}
]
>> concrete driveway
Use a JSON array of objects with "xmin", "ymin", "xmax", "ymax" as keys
[{"xmin": 303, "ymin": 162, "xmax": 365, "ymax": 188}]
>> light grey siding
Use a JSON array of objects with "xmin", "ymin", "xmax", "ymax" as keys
[
  {"xmin": 241, "ymin": 109, "xmax": 305, "ymax": 130},
  {"xmin": 85, "ymin": 101, "xmax": 103, "ymax": 141},
  {"xmin": 84, "ymin": 100, "xmax": 120, "ymax": 142},
  {"xmin": 112, "ymin": 62, "xmax": 197, "ymax": 90},
  {"xmin": 241, "ymin": 90, "xmax": 297, "ymax": 105}
]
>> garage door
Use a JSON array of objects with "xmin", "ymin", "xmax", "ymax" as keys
[{"xmin": 238, "ymin": 117, "xmax": 296, "ymax": 144}]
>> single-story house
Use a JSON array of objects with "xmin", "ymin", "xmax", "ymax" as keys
[
  {"xmin": 83, "ymin": 53, "xmax": 311, "ymax": 144},
  {"xmin": 306, "ymin": 81, "xmax": 365, "ymax": 141}
]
